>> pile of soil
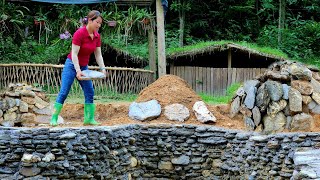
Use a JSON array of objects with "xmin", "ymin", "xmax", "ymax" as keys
[{"xmin": 136, "ymin": 75, "xmax": 202, "ymax": 110}]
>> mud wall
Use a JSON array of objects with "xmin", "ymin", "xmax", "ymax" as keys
[{"xmin": 0, "ymin": 125, "xmax": 319, "ymax": 179}]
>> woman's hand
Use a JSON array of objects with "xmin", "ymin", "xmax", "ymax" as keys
[
  {"xmin": 76, "ymin": 71, "xmax": 85, "ymax": 80},
  {"xmin": 101, "ymin": 69, "xmax": 108, "ymax": 77}
]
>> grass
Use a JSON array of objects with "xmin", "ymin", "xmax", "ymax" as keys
[
  {"xmin": 200, "ymin": 83, "xmax": 241, "ymax": 105},
  {"xmin": 167, "ymin": 40, "xmax": 289, "ymax": 59}
]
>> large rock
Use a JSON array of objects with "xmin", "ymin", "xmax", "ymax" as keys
[
  {"xmin": 310, "ymin": 78, "xmax": 320, "ymax": 93},
  {"xmin": 291, "ymin": 113, "xmax": 313, "ymax": 132},
  {"xmin": 265, "ymin": 80, "xmax": 283, "ymax": 102},
  {"xmin": 128, "ymin": 100, "xmax": 161, "ymax": 121},
  {"xmin": 34, "ymin": 96, "xmax": 49, "ymax": 109},
  {"xmin": 244, "ymin": 86, "xmax": 256, "ymax": 109},
  {"xmin": 263, "ymin": 112, "xmax": 286, "ymax": 134},
  {"xmin": 35, "ymin": 115, "xmax": 64, "ymax": 125},
  {"xmin": 193, "ymin": 101, "xmax": 216, "ymax": 123},
  {"xmin": 252, "ymin": 106, "xmax": 261, "ymax": 126},
  {"xmin": 243, "ymin": 80, "xmax": 260, "ymax": 93},
  {"xmin": 289, "ymin": 63, "xmax": 312, "ymax": 81},
  {"xmin": 282, "ymin": 84, "xmax": 290, "ymax": 100},
  {"xmin": 164, "ymin": 104, "xmax": 190, "ymax": 122},
  {"xmin": 244, "ymin": 116, "xmax": 255, "ymax": 131},
  {"xmin": 20, "ymin": 113, "xmax": 36, "ymax": 124},
  {"xmin": 19, "ymin": 101, "xmax": 29, "ymax": 113},
  {"xmin": 291, "ymin": 80, "xmax": 313, "ymax": 95},
  {"xmin": 311, "ymin": 92, "xmax": 320, "ymax": 105},
  {"xmin": 289, "ymin": 88, "xmax": 302, "ymax": 112},
  {"xmin": 256, "ymin": 83, "xmax": 270, "ymax": 112},
  {"xmin": 267, "ymin": 100, "xmax": 287, "ymax": 116},
  {"xmin": 230, "ymin": 96, "xmax": 240, "ymax": 118}
]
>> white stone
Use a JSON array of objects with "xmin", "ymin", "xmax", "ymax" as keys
[
  {"xmin": 164, "ymin": 104, "xmax": 190, "ymax": 122},
  {"xmin": 193, "ymin": 101, "xmax": 216, "ymax": 123}
]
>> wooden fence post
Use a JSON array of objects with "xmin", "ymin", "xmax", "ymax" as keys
[{"xmin": 156, "ymin": 0, "xmax": 166, "ymax": 77}]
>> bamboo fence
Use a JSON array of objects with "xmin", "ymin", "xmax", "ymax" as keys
[{"xmin": 0, "ymin": 63, "xmax": 155, "ymax": 95}]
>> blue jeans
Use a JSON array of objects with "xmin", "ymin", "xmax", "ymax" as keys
[{"xmin": 56, "ymin": 58, "xmax": 94, "ymax": 104}]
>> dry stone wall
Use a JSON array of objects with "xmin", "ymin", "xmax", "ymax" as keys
[{"xmin": 0, "ymin": 125, "xmax": 320, "ymax": 179}]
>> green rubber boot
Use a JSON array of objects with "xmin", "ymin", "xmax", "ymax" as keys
[
  {"xmin": 84, "ymin": 103, "xmax": 101, "ymax": 125},
  {"xmin": 50, "ymin": 102, "xmax": 63, "ymax": 127}
]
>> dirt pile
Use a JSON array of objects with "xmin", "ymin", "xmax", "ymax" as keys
[{"xmin": 136, "ymin": 75, "xmax": 201, "ymax": 110}]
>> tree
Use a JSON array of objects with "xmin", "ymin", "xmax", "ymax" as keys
[{"xmin": 171, "ymin": 0, "xmax": 191, "ymax": 47}]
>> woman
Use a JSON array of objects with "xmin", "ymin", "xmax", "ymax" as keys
[{"xmin": 50, "ymin": 10, "xmax": 107, "ymax": 126}]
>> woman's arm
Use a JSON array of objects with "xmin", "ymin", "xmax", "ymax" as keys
[
  {"xmin": 94, "ymin": 47, "xmax": 107, "ymax": 76},
  {"xmin": 71, "ymin": 44, "xmax": 85, "ymax": 79}
]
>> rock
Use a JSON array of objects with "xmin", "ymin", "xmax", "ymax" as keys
[
  {"xmin": 0, "ymin": 119, "xmax": 14, "ymax": 127},
  {"xmin": 5, "ymin": 97, "xmax": 16, "ymax": 108},
  {"xmin": 171, "ymin": 155, "xmax": 190, "ymax": 165},
  {"xmin": 230, "ymin": 97, "xmax": 240, "ymax": 118},
  {"xmin": 252, "ymin": 106, "xmax": 261, "ymax": 126},
  {"xmin": 312, "ymin": 92, "xmax": 320, "ymax": 105},
  {"xmin": 244, "ymin": 116, "xmax": 255, "ymax": 131},
  {"xmin": 256, "ymin": 83, "xmax": 270, "ymax": 112},
  {"xmin": 289, "ymin": 63, "xmax": 312, "ymax": 81},
  {"xmin": 243, "ymin": 80, "xmax": 260, "ymax": 93},
  {"xmin": 19, "ymin": 101, "xmax": 29, "ymax": 113},
  {"xmin": 21, "ymin": 154, "xmax": 41, "ymax": 163},
  {"xmin": 293, "ymin": 148, "xmax": 320, "ymax": 179},
  {"xmin": 265, "ymin": 70, "xmax": 290, "ymax": 81},
  {"xmin": 5, "ymin": 91, "xmax": 20, "ymax": 97},
  {"xmin": 236, "ymin": 87, "xmax": 245, "ymax": 96},
  {"xmin": 311, "ymin": 105, "xmax": 320, "ymax": 114},
  {"xmin": 42, "ymin": 153, "xmax": 55, "ymax": 162},
  {"xmin": 263, "ymin": 112, "xmax": 286, "ymax": 134},
  {"xmin": 0, "ymin": 109, "xmax": 2, "ymax": 117},
  {"xmin": 21, "ymin": 97, "xmax": 35, "ymax": 105},
  {"xmin": 289, "ymin": 88, "xmax": 302, "ymax": 112},
  {"xmin": 308, "ymin": 100, "xmax": 317, "ymax": 110},
  {"xmin": 193, "ymin": 101, "xmax": 216, "ymax": 123},
  {"xmin": 34, "ymin": 96, "xmax": 49, "ymax": 109},
  {"xmin": 291, "ymin": 80, "xmax": 313, "ymax": 95},
  {"xmin": 158, "ymin": 161, "xmax": 173, "ymax": 170},
  {"xmin": 286, "ymin": 116, "xmax": 292, "ymax": 130},
  {"xmin": 239, "ymin": 105, "xmax": 252, "ymax": 117},
  {"xmin": 130, "ymin": 157, "xmax": 138, "ymax": 167},
  {"xmin": 265, "ymin": 80, "xmax": 283, "ymax": 101},
  {"xmin": 244, "ymin": 86, "xmax": 256, "ymax": 109},
  {"xmin": 128, "ymin": 100, "xmax": 161, "ymax": 121},
  {"xmin": 164, "ymin": 104, "xmax": 190, "ymax": 122},
  {"xmin": 302, "ymin": 96, "xmax": 312, "ymax": 105},
  {"xmin": 35, "ymin": 115, "xmax": 64, "ymax": 125},
  {"xmin": 282, "ymin": 84, "xmax": 290, "ymax": 100},
  {"xmin": 3, "ymin": 111, "xmax": 17, "ymax": 122},
  {"xmin": 20, "ymin": 113, "xmax": 36, "ymax": 124},
  {"xmin": 20, "ymin": 90, "xmax": 36, "ymax": 97},
  {"xmin": 291, "ymin": 113, "xmax": 313, "ymax": 132},
  {"xmin": 33, "ymin": 106, "xmax": 52, "ymax": 115},
  {"xmin": 312, "ymin": 72, "xmax": 320, "ymax": 81},
  {"xmin": 267, "ymin": 100, "xmax": 287, "ymax": 116},
  {"xmin": 311, "ymin": 78, "xmax": 320, "ymax": 95},
  {"xmin": 19, "ymin": 167, "xmax": 41, "ymax": 177}
]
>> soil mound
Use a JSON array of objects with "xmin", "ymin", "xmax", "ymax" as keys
[{"xmin": 136, "ymin": 75, "xmax": 201, "ymax": 110}]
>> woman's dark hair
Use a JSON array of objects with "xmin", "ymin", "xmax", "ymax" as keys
[{"xmin": 82, "ymin": 10, "xmax": 102, "ymax": 25}]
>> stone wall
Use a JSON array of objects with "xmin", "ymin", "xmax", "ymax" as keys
[{"xmin": 0, "ymin": 125, "xmax": 319, "ymax": 179}]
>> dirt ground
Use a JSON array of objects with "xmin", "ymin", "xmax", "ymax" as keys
[{"xmin": 56, "ymin": 75, "xmax": 320, "ymax": 132}]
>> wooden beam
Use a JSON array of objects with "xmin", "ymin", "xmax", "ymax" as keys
[
  {"xmin": 156, "ymin": 0, "xmax": 166, "ymax": 77},
  {"xmin": 228, "ymin": 48, "xmax": 232, "ymax": 68},
  {"xmin": 148, "ymin": 20, "xmax": 157, "ymax": 80}
]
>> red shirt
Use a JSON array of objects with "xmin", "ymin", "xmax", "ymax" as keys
[{"xmin": 67, "ymin": 26, "xmax": 101, "ymax": 66}]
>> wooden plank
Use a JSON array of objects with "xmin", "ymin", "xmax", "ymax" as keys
[
  {"xmin": 210, "ymin": 68, "xmax": 214, "ymax": 95},
  {"xmin": 195, "ymin": 67, "xmax": 200, "ymax": 93},
  {"xmin": 207, "ymin": 67, "xmax": 211, "ymax": 95}
]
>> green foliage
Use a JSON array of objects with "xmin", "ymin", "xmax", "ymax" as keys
[{"xmin": 200, "ymin": 83, "xmax": 241, "ymax": 105}]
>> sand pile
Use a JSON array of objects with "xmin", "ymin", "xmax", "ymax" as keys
[{"xmin": 136, "ymin": 75, "xmax": 202, "ymax": 110}]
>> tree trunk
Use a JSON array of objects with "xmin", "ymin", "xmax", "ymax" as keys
[
  {"xmin": 278, "ymin": 0, "xmax": 285, "ymax": 46},
  {"xmin": 179, "ymin": 0, "xmax": 185, "ymax": 47}
]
